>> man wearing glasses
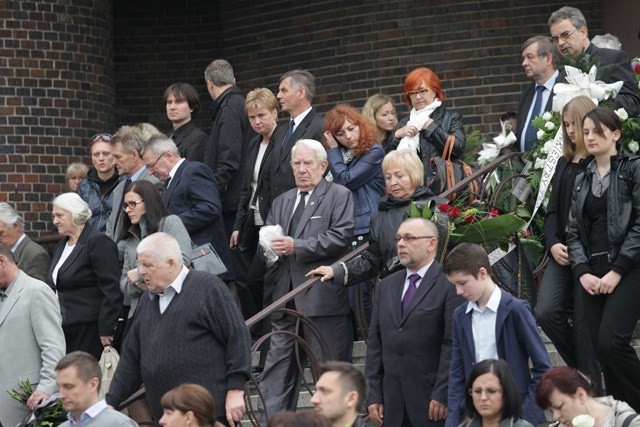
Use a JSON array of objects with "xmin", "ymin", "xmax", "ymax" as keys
[
  {"xmin": 366, "ymin": 217, "xmax": 462, "ymax": 427},
  {"xmin": 548, "ymin": 6, "xmax": 640, "ymax": 117}
]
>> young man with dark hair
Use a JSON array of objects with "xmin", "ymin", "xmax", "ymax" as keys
[
  {"xmin": 443, "ymin": 243, "xmax": 551, "ymax": 427},
  {"xmin": 164, "ymin": 82, "xmax": 208, "ymax": 162}
]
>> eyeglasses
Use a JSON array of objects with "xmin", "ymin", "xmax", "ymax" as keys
[
  {"xmin": 123, "ymin": 200, "xmax": 144, "ymax": 211},
  {"xmin": 407, "ymin": 89, "xmax": 430, "ymax": 98},
  {"xmin": 148, "ymin": 152, "xmax": 166, "ymax": 170},
  {"xmin": 469, "ymin": 387, "xmax": 503, "ymax": 397},
  {"xmin": 550, "ymin": 28, "xmax": 579, "ymax": 44},
  {"xmin": 395, "ymin": 235, "xmax": 436, "ymax": 243},
  {"xmin": 90, "ymin": 133, "xmax": 112, "ymax": 142}
]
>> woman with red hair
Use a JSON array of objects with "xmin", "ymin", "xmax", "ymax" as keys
[
  {"xmin": 323, "ymin": 104, "xmax": 385, "ymax": 329},
  {"xmin": 390, "ymin": 67, "xmax": 466, "ymax": 194}
]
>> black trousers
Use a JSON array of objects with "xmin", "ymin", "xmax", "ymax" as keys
[
  {"xmin": 582, "ymin": 255, "xmax": 640, "ymax": 410},
  {"xmin": 63, "ymin": 322, "xmax": 103, "ymax": 360},
  {"xmin": 535, "ymin": 256, "xmax": 602, "ymax": 393}
]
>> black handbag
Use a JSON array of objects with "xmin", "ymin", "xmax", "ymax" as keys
[
  {"xmin": 428, "ymin": 134, "xmax": 478, "ymax": 200},
  {"xmin": 190, "ymin": 243, "xmax": 227, "ymax": 276}
]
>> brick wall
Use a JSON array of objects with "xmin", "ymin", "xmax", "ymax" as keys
[
  {"xmin": 4, "ymin": 0, "xmax": 609, "ymax": 234},
  {"xmin": 0, "ymin": 0, "xmax": 115, "ymax": 233}
]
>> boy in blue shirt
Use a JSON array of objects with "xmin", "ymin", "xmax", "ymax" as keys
[{"xmin": 443, "ymin": 243, "xmax": 551, "ymax": 427}]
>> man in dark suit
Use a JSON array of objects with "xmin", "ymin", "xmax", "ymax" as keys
[
  {"xmin": 260, "ymin": 69, "xmax": 325, "ymax": 216},
  {"xmin": 366, "ymin": 217, "xmax": 462, "ymax": 427},
  {"xmin": 0, "ymin": 242, "xmax": 65, "ymax": 427},
  {"xmin": 549, "ymin": 6, "xmax": 640, "ymax": 117},
  {"xmin": 165, "ymin": 82, "xmax": 208, "ymax": 162},
  {"xmin": 0, "ymin": 203, "xmax": 50, "ymax": 282},
  {"xmin": 105, "ymin": 125, "xmax": 164, "ymax": 241},
  {"xmin": 257, "ymin": 139, "xmax": 354, "ymax": 423},
  {"xmin": 515, "ymin": 35, "xmax": 562, "ymax": 152},
  {"xmin": 141, "ymin": 134, "xmax": 233, "ymax": 278}
]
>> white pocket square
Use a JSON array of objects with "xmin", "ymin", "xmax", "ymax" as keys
[{"xmin": 310, "ymin": 216, "xmax": 323, "ymax": 219}]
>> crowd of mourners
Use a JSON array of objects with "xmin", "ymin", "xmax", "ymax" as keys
[{"xmin": 3, "ymin": 5, "xmax": 640, "ymax": 427}]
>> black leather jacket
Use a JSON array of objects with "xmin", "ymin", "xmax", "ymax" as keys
[
  {"xmin": 389, "ymin": 105, "xmax": 466, "ymax": 188},
  {"xmin": 332, "ymin": 186, "xmax": 435, "ymax": 286},
  {"xmin": 567, "ymin": 150, "xmax": 640, "ymax": 279}
]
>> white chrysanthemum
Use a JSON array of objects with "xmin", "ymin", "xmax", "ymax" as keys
[
  {"xmin": 545, "ymin": 121, "xmax": 555, "ymax": 131},
  {"xmin": 534, "ymin": 157, "xmax": 546, "ymax": 169},
  {"xmin": 542, "ymin": 112, "xmax": 553, "ymax": 121},
  {"xmin": 628, "ymin": 140, "xmax": 639, "ymax": 154},
  {"xmin": 536, "ymin": 129, "xmax": 545, "ymax": 140},
  {"xmin": 542, "ymin": 140, "xmax": 553, "ymax": 154}
]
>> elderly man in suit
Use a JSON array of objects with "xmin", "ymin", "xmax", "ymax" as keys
[
  {"xmin": 106, "ymin": 233, "xmax": 251, "ymax": 426},
  {"xmin": 0, "ymin": 203, "xmax": 51, "ymax": 282},
  {"xmin": 257, "ymin": 139, "xmax": 354, "ymax": 422},
  {"xmin": 515, "ymin": 35, "xmax": 562, "ymax": 152},
  {"xmin": 141, "ymin": 134, "xmax": 234, "ymax": 278},
  {"xmin": 366, "ymin": 217, "xmax": 462, "ymax": 427},
  {"xmin": 260, "ymin": 69, "xmax": 325, "ymax": 215},
  {"xmin": 105, "ymin": 125, "xmax": 164, "ymax": 242},
  {"xmin": 0, "ymin": 242, "xmax": 65, "ymax": 427},
  {"xmin": 549, "ymin": 6, "xmax": 640, "ymax": 117}
]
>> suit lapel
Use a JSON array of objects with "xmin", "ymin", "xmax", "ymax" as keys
[
  {"xmin": 0, "ymin": 272, "xmax": 26, "ymax": 327},
  {"xmin": 400, "ymin": 262, "xmax": 439, "ymax": 323},
  {"xmin": 495, "ymin": 289, "xmax": 510, "ymax": 345},
  {"xmin": 279, "ymin": 110, "xmax": 315, "ymax": 167},
  {"xmin": 164, "ymin": 160, "xmax": 188, "ymax": 204},
  {"xmin": 56, "ymin": 226, "xmax": 91, "ymax": 277},
  {"xmin": 13, "ymin": 236, "xmax": 28, "ymax": 264},
  {"xmin": 461, "ymin": 308, "xmax": 476, "ymax": 358}
]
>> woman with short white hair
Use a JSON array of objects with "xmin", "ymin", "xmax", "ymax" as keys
[{"xmin": 48, "ymin": 192, "xmax": 122, "ymax": 359}]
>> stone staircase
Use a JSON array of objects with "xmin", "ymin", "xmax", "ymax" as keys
[{"xmin": 242, "ymin": 327, "xmax": 640, "ymax": 426}]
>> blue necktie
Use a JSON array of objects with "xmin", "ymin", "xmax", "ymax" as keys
[
  {"xmin": 281, "ymin": 119, "xmax": 295, "ymax": 152},
  {"xmin": 402, "ymin": 273, "xmax": 421, "ymax": 315},
  {"xmin": 523, "ymin": 85, "xmax": 546, "ymax": 152}
]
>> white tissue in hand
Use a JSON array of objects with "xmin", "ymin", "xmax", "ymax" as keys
[{"xmin": 259, "ymin": 225, "xmax": 285, "ymax": 266}]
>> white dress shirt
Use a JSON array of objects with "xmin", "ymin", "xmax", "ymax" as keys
[{"xmin": 466, "ymin": 284, "xmax": 501, "ymax": 362}]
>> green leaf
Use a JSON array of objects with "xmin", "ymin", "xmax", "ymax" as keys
[
  {"xmin": 449, "ymin": 214, "xmax": 526, "ymax": 245},
  {"xmin": 421, "ymin": 203, "xmax": 433, "ymax": 219},
  {"xmin": 408, "ymin": 201, "xmax": 420, "ymax": 219}
]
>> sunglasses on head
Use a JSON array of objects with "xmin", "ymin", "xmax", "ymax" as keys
[{"xmin": 90, "ymin": 133, "xmax": 112, "ymax": 142}]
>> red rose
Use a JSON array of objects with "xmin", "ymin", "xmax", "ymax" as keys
[
  {"xmin": 486, "ymin": 208, "xmax": 500, "ymax": 219},
  {"xmin": 438, "ymin": 203, "xmax": 452, "ymax": 213},
  {"xmin": 464, "ymin": 214, "xmax": 476, "ymax": 224},
  {"xmin": 633, "ymin": 62, "xmax": 640, "ymax": 73},
  {"xmin": 448, "ymin": 207, "xmax": 461, "ymax": 218}
]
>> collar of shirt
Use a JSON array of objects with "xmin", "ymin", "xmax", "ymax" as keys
[
  {"xmin": 11, "ymin": 233, "xmax": 26, "ymax": 253},
  {"xmin": 466, "ymin": 283, "xmax": 501, "ymax": 314},
  {"xmin": 67, "ymin": 399, "xmax": 107, "ymax": 425},
  {"xmin": 541, "ymin": 69, "xmax": 560, "ymax": 91},
  {"xmin": 148, "ymin": 265, "xmax": 190, "ymax": 300},
  {"xmin": 130, "ymin": 166, "xmax": 146, "ymax": 182},
  {"xmin": 168, "ymin": 158, "xmax": 186, "ymax": 182},
  {"xmin": 1, "ymin": 273, "xmax": 19, "ymax": 295},
  {"xmin": 291, "ymin": 106, "xmax": 312, "ymax": 129}
]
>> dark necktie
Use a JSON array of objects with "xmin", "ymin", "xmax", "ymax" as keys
[
  {"xmin": 281, "ymin": 119, "xmax": 295, "ymax": 152},
  {"xmin": 0, "ymin": 287, "xmax": 8, "ymax": 301},
  {"xmin": 288, "ymin": 192, "xmax": 308, "ymax": 236},
  {"xmin": 401, "ymin": 273, "xmax": 421, "ymax": 315},
  {"xmin": 523, "ymin": 85, "xmax": 546, "ymax": 152}
]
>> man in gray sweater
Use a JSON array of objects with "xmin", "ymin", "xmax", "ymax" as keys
[{"xmin": 56, "ymin": 351, "xmax": 138, "ymax": 426}]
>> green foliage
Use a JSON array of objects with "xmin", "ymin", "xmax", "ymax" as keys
[
  {"xmin": 8, "ymin": 380, "xmax": 66, "ymax": 427},
  {"xmin": 462, "ymin": 125, "xmax": 484, "ymax": 166},
  {"xmin": 449, "ymin": 214, "xmax": 526, "ymax": 245}
]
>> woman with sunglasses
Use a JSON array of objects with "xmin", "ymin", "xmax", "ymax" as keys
[
  {"xmin": 461, "ymin": 359, "xmax": 533, "ymax": 427},
  {"xmin": 76, "ymin": 133, "xmax": 123, "ymax": 233},
  {"xmin": 117, "ymin": 180, "xmax": 191, "ymax": 325},
  {"xmin": 388, "ymin": 67, "xmax": 466, "ymax": 195}
]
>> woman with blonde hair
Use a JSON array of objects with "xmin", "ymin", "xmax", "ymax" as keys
[
  {"xmin": 65, "ymin": 162, "xmax": 88, "ymax": 192},
  {"xmin": 535, "ymin": 96, "xmax": 600, "ymax": 392},
  {"xmin": 362, "ymin": 94, "xmax": 398, "ymax": 153}
]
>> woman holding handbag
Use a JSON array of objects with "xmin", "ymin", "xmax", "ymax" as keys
[
  {"xmin": 389, "ymin": 67, "xmax": 467, "ymax": 195},
  {"xmin": 117, "ymin": 180, "xmax": 191, "ymax": 324}
]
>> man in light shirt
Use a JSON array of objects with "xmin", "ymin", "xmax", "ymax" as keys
[{"xmin": 56, "ymin": 351, "xmax": 138, "ymax": 426}]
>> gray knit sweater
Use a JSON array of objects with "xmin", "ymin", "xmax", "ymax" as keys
[{"xmin": 105, "ymin": 270, "xmax": 251, "ymax": 422}]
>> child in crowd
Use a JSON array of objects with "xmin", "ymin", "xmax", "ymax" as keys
[{"xmin": 442, "ymin": 243, "xmax": 551, "ymax": 427}]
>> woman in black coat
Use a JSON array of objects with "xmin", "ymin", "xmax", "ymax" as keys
[
  {"xmin": 388, "ymin": 67, "xmax": 466, "ymax": 195},
  {"xmin": 48, "ymin": 192, "xmax": 122, "ymax": 359}
]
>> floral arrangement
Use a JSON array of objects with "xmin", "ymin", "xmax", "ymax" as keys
[
  {"xmin": 477, "ymin": 119, "xmax": 518, "ymax": 166},
  {"xmin": 522, "ymin": 111, "xmax": 561, "ymax": 195},
  {"xmin": 615, "ymin": 108, "xmax": 640, "ymax": 154},
  {"xmin": 632, "ymin": 57, "xmax": 640, "ymax": 89},
  {"xmin": 8, "ymin": 380, "xmax": 66, "ymax": 427}
]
